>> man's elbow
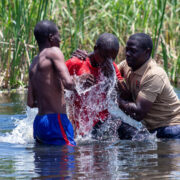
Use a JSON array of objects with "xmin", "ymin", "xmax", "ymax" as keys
[
  {"xmin": 27, "ymin": 100, "xmax": 37, "ymax": 108},
  {"xmin": 63, "ymin": 80, "xmax": 75, "ymax": 90},
  {"xmin": 135, "ymin": 114, "xmax": 143, "ymax": 121},
  {"xmin": 133, "ymin": 111, "xmax": 146, "ymax": 121},
  {"xmin": 27, "ymin": 102, "xmax": 34, "ymax": 108}
]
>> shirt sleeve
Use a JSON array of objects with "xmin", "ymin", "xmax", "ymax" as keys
[
  {"xmin": 139, "ymin": 74, "xmax": 165, "ymax": 102},
  {"xmin": 117, "ymin": 60, "xmax": 126, "ymax": 77},
  {"xmin": 113, "ymin": 63, "xmax": 123, "ymax": 80}
]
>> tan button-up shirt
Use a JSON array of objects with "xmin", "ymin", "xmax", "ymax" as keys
[{"xmin": 118, "ymin": 59, "xmax": 180, "ymax": 130}]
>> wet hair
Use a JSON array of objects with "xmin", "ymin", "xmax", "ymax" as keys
[
  {"xmin": 129, "ymin": 33, "xmax": 153, "ymax": 55},
  {"xmin": 95, "ymin": 33, "xmax": 119, "ymax": 59},
  {"xmin": 34, "ymin": 20, "xmax": 58, "ymax": 45}
]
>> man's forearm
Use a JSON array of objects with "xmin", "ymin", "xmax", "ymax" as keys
[
  {"xmin": 118, "ymin": 98, "xmax": 142, "ymax": 121},
  {"xmin": 62, "ymin": 77, "xmax": 75, "ymax": 91}
]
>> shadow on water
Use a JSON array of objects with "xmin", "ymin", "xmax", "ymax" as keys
[{"xmin": 0, "ymin": 88, "xmax": 180, "ymax": 179}]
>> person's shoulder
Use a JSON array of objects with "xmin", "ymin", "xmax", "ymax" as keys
[
  {"xmin": 112, "ymin": 62, "xmax": 121, "ymax": 72},
  {"xmin": 112, "ymin": 61, "xmax": 118, "ymax": 68},
  {"xmin": 40, "ymin": 47, "xmax": 64, "ymax": 62},
  {"xmin": 142, "ymin": 59, "xmax": 169, "ymax": 87},
  {"xmin": 66, "ymin": 57, "xmax": 85, "ymax": 74},
  {"xmin": 48, "ymin": 46, "xmax": 62, "ymax": 52},
  {"xmin": 112, "ymin": 62, "xmax": 123, "ymax": 80},
  {"xmin": 46, "ymin": 47, "xmax": 64, "ymax": 58},
  {"xmin": 148, "ymin": 59, "xmax": 167, "ymax": 79},
  {"xmin": 117, "ymin": 60, "xmax": 127, "ymax": 70},
  {"xmin": 66, "ymin": 56, "xmax": 84, "ymax": 65},
  {"xmin": 68, "ymin": 56, "xmax": 84, "ymax": 63},
  {"xmin": 116, "ymin": 60, "xmax": 130, "ymax": 77}
]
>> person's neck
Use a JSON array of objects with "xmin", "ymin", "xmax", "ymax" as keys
[
  {"xmin": 89, "ymin": 53, "xmax": 99, "ymax": 67},
  {"xmin": 39, "ymin": 44, "xmax": 51, "ymax": 52},
  {"xmin": 132, "ymin": 57, "xmax": 150, "ymax": 71}
]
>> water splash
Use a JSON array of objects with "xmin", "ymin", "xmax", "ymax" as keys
[
  {"xmin": 0, "ymin": 59, "xmax": 156, "ymax": 145},
  {"xmin": 65, "ymin": 63, "xmax": 117, "ymax": 138},
  {"xmin": 65, "ymin": 59, "xmax": 156, "ymax": 142},
  {"xmin": 0, "ymin": 107, "xmax": 37, "ymax": 144}
]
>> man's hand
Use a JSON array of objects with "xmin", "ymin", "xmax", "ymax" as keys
[
  {"xmin": 71, "ymin": 48, "xmax": 88, "ymax": 60},
  {"xmin": 79, "ymin": 74, "xmax": 96, "ymax": 88}
]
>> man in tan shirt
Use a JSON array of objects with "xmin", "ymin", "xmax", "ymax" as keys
[{"xmin": 117, "ymin": 33, "xmax": 180, "ymax": 139}]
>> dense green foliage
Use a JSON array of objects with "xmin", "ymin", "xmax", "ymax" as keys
[{"xmin": 0, "ymin": 0, "xmax": 179, "ymax": 88}]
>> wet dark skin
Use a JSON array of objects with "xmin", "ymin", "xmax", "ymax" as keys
[
  {"xmin": 117, "ymin": 38, "xmax": 153, "ymax": 121},
  {"xmin": 27, "ymin": 29, "xmax": 75, "ymax": 115}
]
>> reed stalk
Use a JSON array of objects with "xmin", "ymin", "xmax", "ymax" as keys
[{"xmin": 0, "ymin": 0, "xmax": 179, "ymax": 88}]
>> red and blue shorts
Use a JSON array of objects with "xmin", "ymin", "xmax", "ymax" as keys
[{"xmin": 33, "ymin": 114, "xmax": 76, "ymax": 146}]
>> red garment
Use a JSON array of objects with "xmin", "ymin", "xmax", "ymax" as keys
[{"xmin": 66, "ymin": 57, "xmax": 123, "ymax": 135}]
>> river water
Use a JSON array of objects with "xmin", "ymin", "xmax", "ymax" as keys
[{"xmin": 0, "ymin": 88, "xmax": 180, "ymax": 179}]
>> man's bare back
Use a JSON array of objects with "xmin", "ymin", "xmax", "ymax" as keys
[
  {"xmin": 28, "ymin": 47, "xmax": 74, "ymax": 115},
  {"xmin": 27, "ymin": 20, "xmax": 76, "ymax": 146}
]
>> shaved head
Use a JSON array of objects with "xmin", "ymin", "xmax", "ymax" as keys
[
  {"xmin": 34, "ymin": 20, "xmax": 58, "ymax": 45},
  {"xmin": 95, "ymin": 33, "xmax": 119, "ymax": 60}
]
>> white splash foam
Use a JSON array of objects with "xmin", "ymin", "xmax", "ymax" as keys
[
  {"xmin": 66, "ymin": 59, "xmax": 156, "ymax": 141},
  {"xmin": 0, "ymin": 107, "xmax": 37, "ymax": 144}
]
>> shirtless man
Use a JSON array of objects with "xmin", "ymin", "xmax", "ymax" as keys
[{"xmin": 27, "ymin": 20, "xmax": 76, "ymax": 146}]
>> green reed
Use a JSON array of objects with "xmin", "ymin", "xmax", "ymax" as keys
[
  {"xmin": 0, "ymin": 0, "xmax": 49, "ymax": 88},
  {"xmin": 0, "ymin": 0, "xmax": 179, "ymax": 88}
]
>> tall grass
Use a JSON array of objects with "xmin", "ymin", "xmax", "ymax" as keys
[
  {"xmin": 0, "ymin": 0, "xmax": 49, "ymax": 88},
  {"xmin": 0, "ymin": 0, "xmax": 180, "ymax": 88}
]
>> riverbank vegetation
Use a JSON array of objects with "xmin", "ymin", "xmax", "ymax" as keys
[{"xmin": 0, "ymin": 0, "xmax": 179, "ymax": 89}]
